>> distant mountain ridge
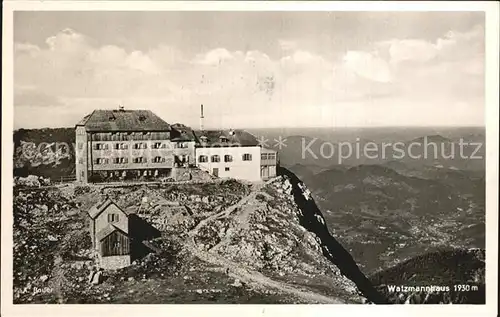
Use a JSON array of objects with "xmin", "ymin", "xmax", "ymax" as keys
[{"xmin": 288, "ymin": 162, "xmax": 485, "ymax": 273}]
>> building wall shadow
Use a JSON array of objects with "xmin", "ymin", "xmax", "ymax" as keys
[{"xmin": 128, "ymin": 214, "xmax": 161, "ymax": 261}]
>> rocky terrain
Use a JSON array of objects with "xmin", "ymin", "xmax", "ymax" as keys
[
  {"xmin": 13, "ymin": 174, "xmax": 389, "ymax": 304},
  {"xmin": 12, "ymin": 127, "xmax": 486, "ymax": 304},
  {"xmin": 14, "ymin": 172, "xmax": 485, "ymax": 304}
]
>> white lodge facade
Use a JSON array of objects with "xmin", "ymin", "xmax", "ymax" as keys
[
  {"xmin": 195, "ymin": 146, "xmax": 263, "ymax": 181},
  {"xmin": 193, "ymin": 130, "xmax": 278, "ymax": 182}
]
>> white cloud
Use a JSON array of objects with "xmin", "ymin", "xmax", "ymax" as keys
[
  {"xmin": 126, "ymin": 51, "xmax": 158, "ymax": 73},
  {"xmin": 45, "ymin": 28, "xmax": 88, "ymax": 52},
  {"xmin": 378, "ymin": 24, "xmax": 484, "ymax": 66},
  {"xmin": 386, "ymin": 39, "xmax": 438, "ymax": 64},
  {"xmin": 194, "ymin": 48, "xmax": 235, "ymax": 65},
  {"xmin": 14, "ymin": 43, "xmax": 40, "ymax": 55},
  {"xmin": 14, "ymin": 24, "xmax": 484, "ymax": 129},
  {"xmin": 343, "ymin": 51, "xmax": 392, "ymax": 83}
]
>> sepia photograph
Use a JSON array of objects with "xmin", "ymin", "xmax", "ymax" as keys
[{"xmin": 2, "ymin": 2, "xmax": 499, "ymax": 316}]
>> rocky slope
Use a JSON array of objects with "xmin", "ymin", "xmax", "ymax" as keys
[
  {"xmin": 370, "ymin": 248, "xmax": 485, "ymax": 304},
  {"xmin": 13, "ymin": 174, "xmax": 386, "ymax": 304}
]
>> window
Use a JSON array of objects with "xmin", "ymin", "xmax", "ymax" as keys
[
  {"xmin": 117, "ymin": 157, "xmax": 128, "ymax": 164},
  {"xmin": 153, "ymin": 156, "xmax": 164, "ymax": 163},
  {"xmin": 224, "ymin": 155, "xmax": 233, "ymax": 162},
  {"xmin": 78, "ymin": 143, "xmax": 83, "ymax": 150},
  {"xmin": 225, "ymin": 167, "xmax": 230, "ymax": 171},
  {"xmin": 133, "ymin": 157, "xmax": 146, "ymax": 163},
  {"xmin": 211, "ymin": 155, "xmax": 220, "ymax": 163},
  {"xmin": 107, "ymin": 213, "xmax": 119, "ymax": 223},
  {"xmin": 78, "ymin": 158, "xmax": 84, "ymax": 164},
  {"xmin": 94, "ymin": 158, "xmax": 108, "ymax": 165},
  {"xmin": 114, "ymin": 143, "xmax": 128, "ymax": 150},
  {"xmin": 153, "ymin": 142, "xmax": 162, "ymax": 149},
  {"xmin": 114, "ymin": 157, "xmax": 128, "ymax": 164},
  {"xmin": 176, "ymin": 142, "xmax": 188, "ymax": 148},
  {"xmin": 198, "ymin": 155, "xmax": 208, "ymax": 163},
  {"xmin": 94, "ymin": 143, "xmax": 108, "ymax": 150},
  {"xmin": 242, "ymin": 153, "xmax": 252, "ymax": 161},
  {"xmin": 261, "ymin": 153, "xmax": 275, "ymax": 160},
  {"xmin": 133, "ymin": 143, "xmax": 147, "ymax": 149}
]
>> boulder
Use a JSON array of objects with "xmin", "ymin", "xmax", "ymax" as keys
[
  {"xmin": 231, "ymin": 279, "xmax": 243, "ymax": 287},
  {"xmin": 88, "ymin": 270, "xmax": 96, "ymax": 283},
  {"xmin": 91, "ymin": 271, "xmax": 103, "ymax": 285}
]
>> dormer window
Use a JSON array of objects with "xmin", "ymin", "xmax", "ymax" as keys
[
  {"xmin": 138, "ymin": 115, "xmax": 146, "ymax": 121},
  {"xmin": 219, "ymin": 136, "xmax": 228, "ymax": 143}
]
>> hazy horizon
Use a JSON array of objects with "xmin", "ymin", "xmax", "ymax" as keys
[{"xmin": 14, "ymin": 123, "xmax": 485, "ymax": 132}]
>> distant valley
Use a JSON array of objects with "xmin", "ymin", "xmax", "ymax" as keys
[{"xmin": 252, "ymin": 127, "xmax": 485, "ymax": 274}]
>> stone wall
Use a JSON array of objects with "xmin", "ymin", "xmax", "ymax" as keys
[{"xmin": 98, "ymin": 255, "xmax": 131, "ymax": 270}]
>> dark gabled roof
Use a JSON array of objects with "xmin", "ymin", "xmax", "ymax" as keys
[
  {"xmin": 170, "ymin": 123, "xmax": 197, "ymax": 142},
  {"xmin": 193, "ymin": 129, "xmax": 259, "ymax": 147},
  {"xmin": 76, "ymin": 109, "xmax": 171, "ymax": 132},
  {"xmin": 96, "ymin": 224, "xmax": 128, "ymax": 242},
  {"xmin": 88, "ymin": 197, "xmax": 129, "ymax": 219}
]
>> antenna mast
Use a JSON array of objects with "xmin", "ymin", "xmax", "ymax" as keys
[{"xmin": 200, "ymin": 104, "xmax": 204, "ymax": 132}]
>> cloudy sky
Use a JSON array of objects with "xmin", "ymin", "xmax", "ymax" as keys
[{"xmin": 14, "ymin": 11, "xmax": 485, "ymax": 129}]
